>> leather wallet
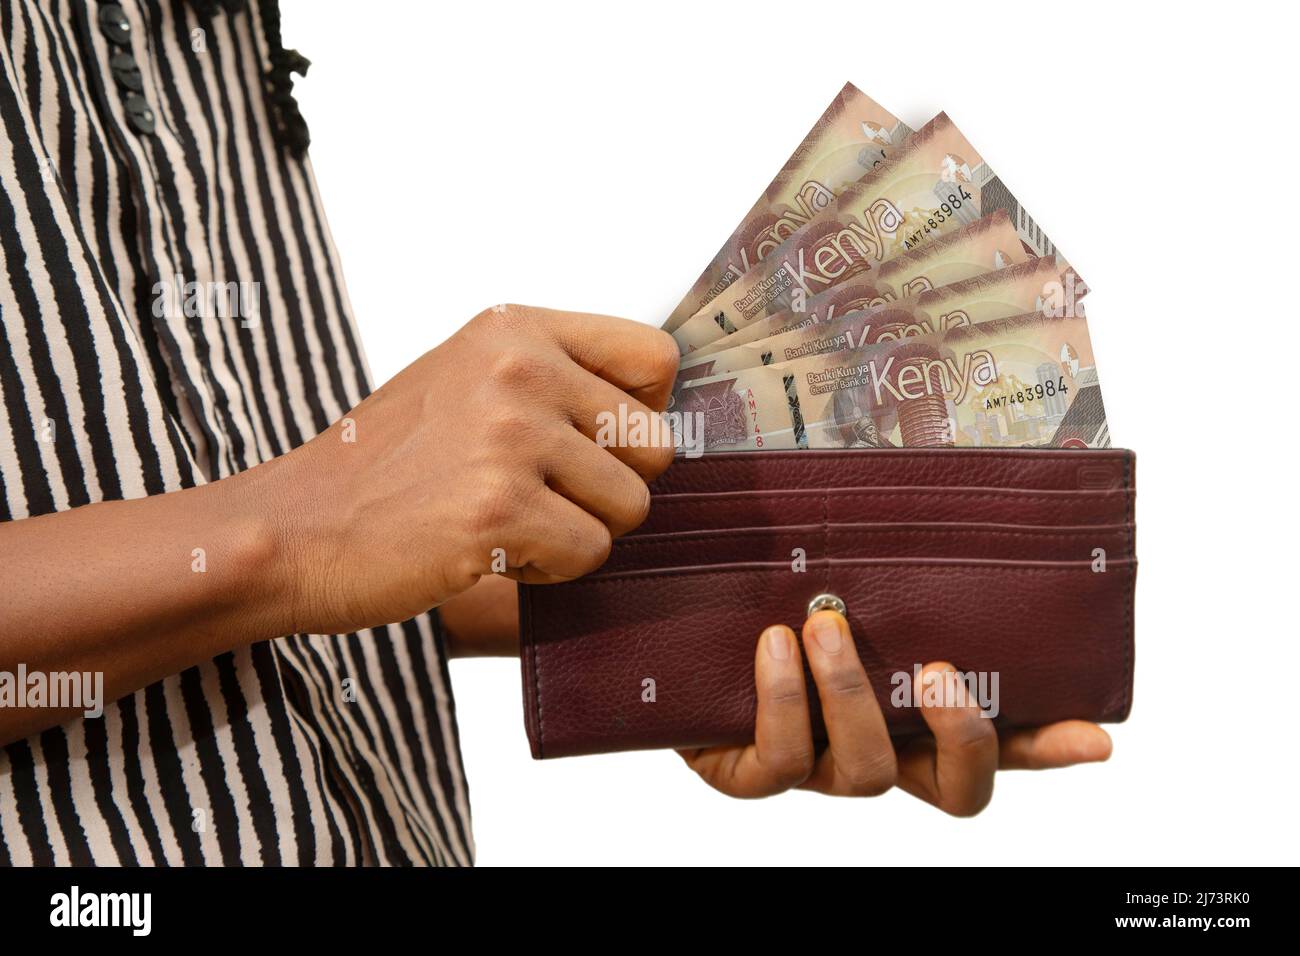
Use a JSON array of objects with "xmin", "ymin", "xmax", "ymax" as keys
[{"xmin": 519, "ymin": 448, "xmax": 1136, "ymax": 759}]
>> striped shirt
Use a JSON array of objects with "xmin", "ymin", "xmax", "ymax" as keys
[{"xmin": 0, "ymin": 0, "xmax": 473, "ymax": 865}]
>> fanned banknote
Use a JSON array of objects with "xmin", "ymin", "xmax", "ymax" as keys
[
  {"xmin": 677, "ymin": 256, "xmax": 1066, "ymax": 380},
  {"xmin": 670, "ymin": 312, "xmax": 1108, "ymax": 451},
  {"xmin": 673, "ymin": 112, "xmax": 1081, "ymax": 352},
  {"xmin": 663, "ymin": 83, "xmax": 911, "ymax": 332},
  {"xmin": 681, "ymin": 210, "xmax": 1027, "ymax": 356}
]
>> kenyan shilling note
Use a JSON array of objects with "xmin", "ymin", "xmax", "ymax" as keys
[
  {"xmin": 662, "ymin": 82, "xmax": 910, "ymax": 332},
  {"xmin": 681, "ymin": 209, "xmax": 1027, "ymax": 357},
  {"xmin": 670, "ymin": 312, "xmax": 1108, "ymax": 451},
  {"xmin": 672, "ymin": 112, "xmax": 1081, "ymax": 352},
  {"xmin": 677, "ymin": 256, "xmax": 1067, "ymax": 380}
]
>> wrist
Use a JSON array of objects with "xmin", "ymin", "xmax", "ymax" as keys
[{"xmin": 215, "ymin": 452, "xmax": 315, "ymax": 640}]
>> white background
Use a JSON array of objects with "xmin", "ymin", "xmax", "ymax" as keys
[{"xmin": 284, "ymin": 0, "xmax": 1300, "ymax": 865}]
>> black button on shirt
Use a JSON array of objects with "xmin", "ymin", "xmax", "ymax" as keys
[
  {"xmin": 110, "ymin": 51, "xmax": 143, "ymax": 92},
  {"xmin": 123, "ymin": 92, "xmax": 155, "ymax": 133},
  {"xmin": 97, "ymin": 4, "xmax": 131, "ymax": 45}
]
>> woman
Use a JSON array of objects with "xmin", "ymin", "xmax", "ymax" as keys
[{"xmin": 0, "ymin": 0, "xmax": 1109, "ymax": 866}]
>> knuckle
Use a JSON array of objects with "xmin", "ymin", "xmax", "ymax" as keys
[
  {"xmin": 486, "ymin": 410, "xmax": 534, "ymax": 443},
  {"xmin": 622, "ymin": 480, "xmax": 652, "ymax": 531},
  {"xmin": 469, "ymin": 469, "xmax": 536, "ymax": 540},
  {"xmin": 474, "ymin": 302, "xmax": 530, "ymax": 333},
  {"xmin": 466, "ymin": 493, "xmax": 505, "ymax": 544},
  {"xmin": 484, "ymin": 418, "xmax": 544, "ymax": 465},
  {"xmin": 649, "ymin": 329, "xmax": 682, "ymax": 381},
  {"xmin": 942, "ymin": 791, "xmax": 992, "ymax": 818},
  {"xmin": 570, "ymin": 521, "xmax": 612, "ymax": 572},
  {"xmin": 843, "ymin": 751, "xmax": 898, "ymax": 797},
  {"xmin": 488, "ymin": 348, "xmax": 542, "ymax": 391},
  {"xmin": 467, "ymin": 494, "xmax": 508, "ymax": 547},
  {"xmin": 949, "ymin": 716, "xmax": 997, "ymax": 754},
  {"xmin": 761, "ymin": 673, "xmax": 807, "ymax": 708},
  {"xmin": 822, "ymin": 667, "xmax": 871, "ymax": 702},
  {"xmin": 763, "ymin": 746, "xmax": 815, "ymax": 790},
  {"xmin": 643, "ymin": 437, "xmax": 676, "ymax": 478}
]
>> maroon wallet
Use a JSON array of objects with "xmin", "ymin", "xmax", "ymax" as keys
[{"xmin": 519, "ymin": 448, "xmax": 1136, "ymax": 759}]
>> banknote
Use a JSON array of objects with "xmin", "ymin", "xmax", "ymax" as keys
[
  {"xmin": 670, "ymin": 110, "xmax": 987, "ymax": 350},
  {"xmin": 662, "ymin": 83, "xmax": 910, "ymax": 332},
  {"xmin": 677, "ymin": 256, "xmax": 1066, "ymax": 380},
  {"xmin": 673, "ymin": 111, "xmax": 1080, "ymax": 352},
  {"xmin": 670, "ymin": 312, "xmax": 1108, "ymax": 451},
  {"xmin": 680, "ymin": 210, "xmax": 1027, "ymax": 356}
]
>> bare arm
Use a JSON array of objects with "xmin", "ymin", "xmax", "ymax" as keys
[
  {"xmin": 0, "ymin": 306, "xmax": 678, "ymax": 746},
  {"xmin": 0, "ymin": 458, "xmax": 294, "ymax": 744}
]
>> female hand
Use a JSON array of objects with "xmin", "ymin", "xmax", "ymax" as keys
[
  {"xmin": 273, "ymin": 304, "xmax": 679, "ymax": 636},
  {"xmin": 680, "ymin": 610, "xmax": 1113, "ymax": 815}
]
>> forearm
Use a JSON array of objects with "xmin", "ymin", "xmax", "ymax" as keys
[
  {"xmin": 0, "ymin": 306, "xmax": 678, "ymax": 738},
  {"xmin": 0, "ymin": 457, "xmax": 295, "ymax": 745}
]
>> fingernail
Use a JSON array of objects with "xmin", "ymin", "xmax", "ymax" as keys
[
  {"xmin": 810, "ymin": 613, "xmax": 843, "ymax": 654},
  {"xmin": 765, "ymin": 626, "xmax": 791, "ymax": 661}
]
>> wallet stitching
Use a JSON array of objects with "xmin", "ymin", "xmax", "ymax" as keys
[
  {"xmin": 615, "ymin": 527, "xmax": 1134, "ymax": 547},
  {"xmin": 668, "ymin": 450, "xmax": 1132, "ymax": 463},
  {"xmin": 523, "ymin": 586, "xmax": 546, "ymax": 759},
  {"xmin": 821, "ymin": 490, "xmax": 830, "ymax": 595},
  {"xmin": 605, "ymin": 527, "xmax": 1136, "ymax": 573},
  {"xmin": 564, "ymin": 561, "xmax": 1136, "ymax": 585},
  {"xmin": 649, "ymin": 490, "xmax": 1134, "ymax": 510},
  {"xmin": 1120, "ymin": 454, "xmax": 1136, "ymax": 719},
  {"xmin": 651, "ymin": 452, "xmax": 1138, "ymax": 492}
]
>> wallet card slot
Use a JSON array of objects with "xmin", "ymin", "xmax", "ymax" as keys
[
  {"xmin": 648, "ymin": 448, "xmax": 1136, "ymax": 497},
  {"xmin": 600, "ymin": 522, "xmax": 1132, "ymax": 576},
  {"xmin": 635, "ymin": 485, "xmax": 1133, "ymax": 536}
]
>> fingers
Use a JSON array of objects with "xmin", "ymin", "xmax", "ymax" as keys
[
  {"xmin": 497, "ymin": 488, "xmax": 612, "ymax": 584},
  {"xmin": 896, "ymin": 662, "xmax": 999, "ymax": 817},
  {"xmin": 999, "ymin": 721, "xmax": 1112, "ymax": 770},
  {"xmin": 746, "ymin": 625, "xmax": 816, "ymax": 794},
  {"xmin": 508, "ymin": 305, "xmax": 682, "ymax": 412},
  {"xmin": 798, "ymin": 611, "xmax": 897, "ymax": 797},
  {"xmin": 681, "ymin": 623, "xmax": 1113, "ymax": 808},
  {"xmin": 679, "ymin": 624, "xmax": 815, "ymax": 798},
  {"xmin": 560, "ymin": 365, "xmax": 677, "ymax": 481},
  {"xmin": 478, "ymin": 305, "xmax": 678, "ymax": 481},
  {"xmin": 544, "ymin": 425, "xmax": 653, "ymax": 537}
]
